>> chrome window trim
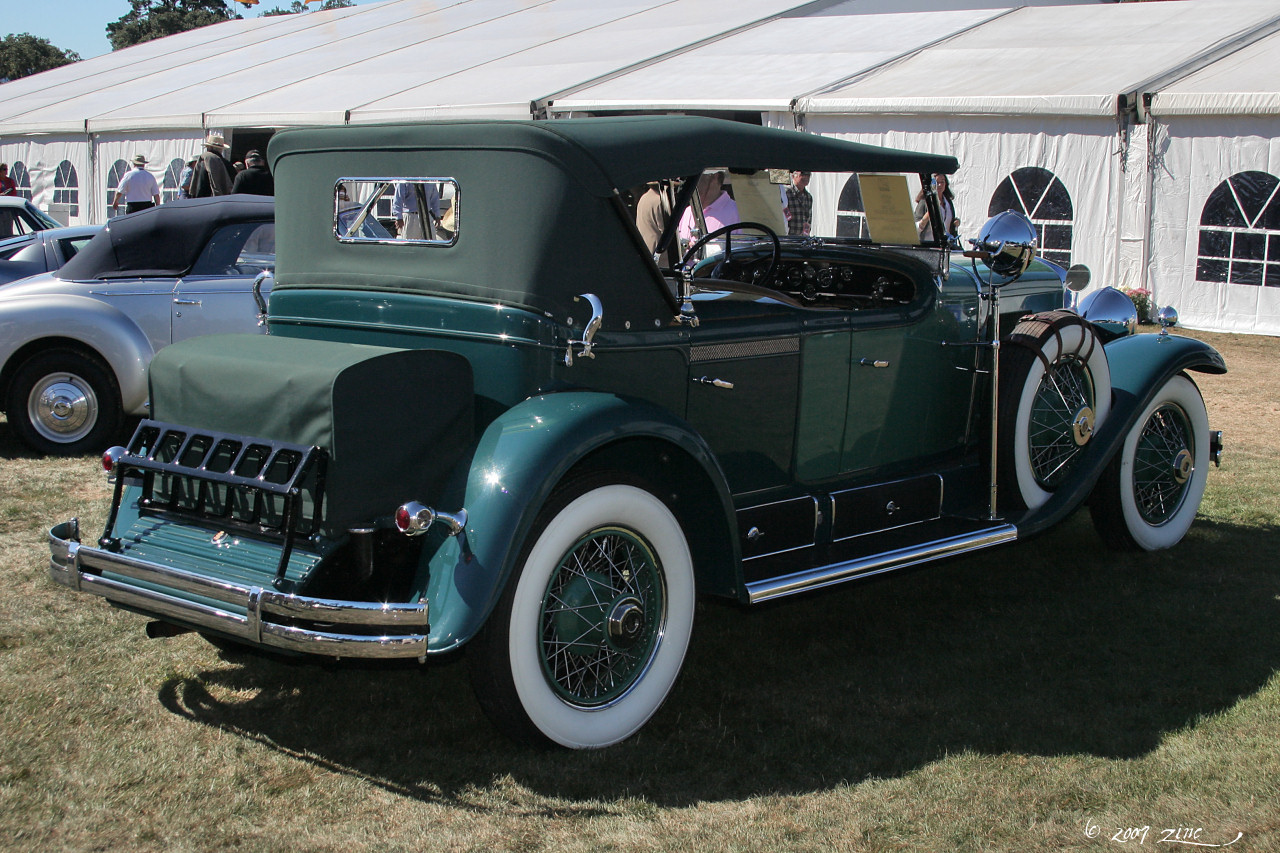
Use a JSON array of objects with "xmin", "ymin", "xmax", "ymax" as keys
[{"xmin": 334, "ymin": 177, "xmax": 459, "ymax": 247}]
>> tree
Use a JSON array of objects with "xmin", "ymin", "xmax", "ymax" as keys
[
  {"xmin": 106, "ymin": 0, "xmax": 239, "ymax": 51},
  {"xmin": 0, "ymin": 33, "xmax": 81, "ymax": 82},
  {"xmin": 261, "ymin": 0, "xmax": 354, "ymax": 15}
]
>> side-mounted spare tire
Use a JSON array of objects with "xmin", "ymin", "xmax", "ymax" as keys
[{"xmin": 997, "ymin": 310, "xmax": 1111, "ymax": 511}]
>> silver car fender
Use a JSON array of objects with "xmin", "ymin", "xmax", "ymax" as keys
[{"xmin": 0, "ymin": 293, "xmax": 156, "ymax": 415}]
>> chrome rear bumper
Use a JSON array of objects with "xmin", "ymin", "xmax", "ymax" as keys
[{"xmin": 49, "ymin": 519, "xmax": 429, "ymax": 660}]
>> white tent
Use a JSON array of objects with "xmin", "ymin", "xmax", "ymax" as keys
[
  {"xmin": 4, "ymin": 0, "xmax": 1280, "ymax": 334},
  {"xmin": 545, "ymin": 0, "xmax": 1280, "ymax": 334},
  {"xmin": 0, "ymin": 0, "xmax": 813, "ymax": 222},
  {"xmin": 1145, "ymin": 28, "xmax": 1280, "ymax": 335}
]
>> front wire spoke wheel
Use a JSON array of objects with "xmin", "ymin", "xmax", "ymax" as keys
[
  {"xmin": 1089, "ymin": 374, "xmax": 1209, "ymax": 551},
  {"xmin": 1130, "ymin": 403, "xmax": 1195, "ymax": 525}
]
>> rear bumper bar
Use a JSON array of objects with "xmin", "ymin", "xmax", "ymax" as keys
[{"xmin": 49, "ymin": 519, "xmax": 429, "ymax": 660}]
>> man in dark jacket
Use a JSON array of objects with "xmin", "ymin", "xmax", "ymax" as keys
[
  {"xmin": 190, "ymin": 132, "xmax": 234, "ymax": 197},
  {"xmin": 231, "ymin": 150, "xmax": 274, "ymax": 196}
]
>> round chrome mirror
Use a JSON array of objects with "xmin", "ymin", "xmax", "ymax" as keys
[
  {"xmin": 974, "ymin": 210, "xmax": 1038, "ymax": 278},
  {"xmin": 1065, "ymin": 263, "xmax": 1091, "ymax": 292},
  {"xmin": 1158, "ymin": 305, "xmax": 1178, "ymax": 329}
]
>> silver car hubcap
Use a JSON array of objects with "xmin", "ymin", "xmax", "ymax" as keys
[{"xmin": 28, "ymin": 374, "xmax": 97, "ymax": 443}]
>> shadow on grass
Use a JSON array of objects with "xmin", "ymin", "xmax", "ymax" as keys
[{"xmin": 156, "ymin": 511, "xmax": 1280, "ymax": 809}]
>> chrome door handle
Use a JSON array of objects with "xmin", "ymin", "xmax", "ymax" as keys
[
  {"xmin": 694, "ymin": 376, "xmax": 734, "ymax": 389},
  {"xmin": 859, "ymin": 358, "xmax": 889, "ymax": 368},
  {"xmin": 173, "ymin": 298, "xmax": 202, "ymax": 306}
]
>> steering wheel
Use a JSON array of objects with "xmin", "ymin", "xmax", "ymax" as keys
[{"xmin": 679, "ymin": 221, "xmax": 782, "ymax": 290}]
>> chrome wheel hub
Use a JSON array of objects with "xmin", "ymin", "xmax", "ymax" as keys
[
  {"xmin": 30, "ymin": 376, "xmax": 96, "ymax": 441},
  {"xmin": 606, "ymin": 596, "xmax": 645, "ymax": 648},
  {"xmin": 1172, "ymin": 448, "xmax": 1193, "ymax": 485},
  {"xmin": 1071, "ymin": 405, "xmax": 1095, "ymax": 446}
]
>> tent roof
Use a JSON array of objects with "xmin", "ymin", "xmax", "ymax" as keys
[
  {"xmin": 1147, "ymin": 24, "xmax": 1280, "ymax": 117},
  {"xmin": 0, "ymin": 0, "xmax": 815, "ymax": 134},
  {"xmin": 3, "ymin": 0, "xmax": 1280, "ymax": 134},
  {"xmin": 798, "ymin": 0, "xmax": 1280, "ymax": 118},
  {"xmin": 542, "ymin": 8, "xmax": 1010, "ymax": 115}
]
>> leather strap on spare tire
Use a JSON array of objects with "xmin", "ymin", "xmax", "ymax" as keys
[{"xmin": 1003, "ymin": 310, "xmax": 1097, "ymax": 371}]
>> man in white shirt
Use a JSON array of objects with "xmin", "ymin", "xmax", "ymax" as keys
[{"xmin": 111, "ymin": 155, "xmax": 160, "ymax": 216}]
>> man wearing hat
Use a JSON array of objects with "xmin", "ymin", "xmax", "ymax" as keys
[
  {"xmin": 189, "ymin": 131, "xmax": 234, "ymax": 198},
  {"xmin": 111, "ymin": 154, "xmax": 160, "ymax": 215},
  {"xmin": 230, "ymin": 149, "xmax": 274, "ymax": 196}
]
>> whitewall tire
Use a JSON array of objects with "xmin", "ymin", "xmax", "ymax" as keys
[{"xmin": 470, "ymin": 481, "xmax": 695, "ymax": 748}]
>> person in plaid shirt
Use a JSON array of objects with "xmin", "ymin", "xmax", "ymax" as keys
[{"xmin": 785, "ymin": 170, "xmax": 812, "ymax": 237}]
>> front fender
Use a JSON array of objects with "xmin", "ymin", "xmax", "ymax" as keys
[
  {"xmin": 1018, "ymin": 332, "xmax": 1225, "ymax": 536},
  {"xmin": 422, "ymin": 391, "xmax": 734, "ymax": 653},
  {"xmin": 0, "ymin": 294, "xmax": 157, "ymax": 414}
]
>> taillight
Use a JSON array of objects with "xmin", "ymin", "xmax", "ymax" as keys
[
  {"xmin": 102, "ymin": 446, "xmax": 126, "ymax": 473},
  {"xmin": 395, "ymin": 502, "xmax": 434, "ymax": 536}
]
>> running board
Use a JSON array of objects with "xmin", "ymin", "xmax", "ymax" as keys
[{"xmin": 745, "ymin": 524, "xmax": 1018, "ymax": 604}]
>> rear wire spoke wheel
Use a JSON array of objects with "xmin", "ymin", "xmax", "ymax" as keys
[
  {"xmin": 470, "ymin": 480, "xmax": 695, "ymax": 748},
  {"xmin": 998, "ymin": 313, "xmax": 1111, "ymax": 511},
  {"xmin": 1090, "ymin": 374, "xmax": 1209, "ymax": 551}
]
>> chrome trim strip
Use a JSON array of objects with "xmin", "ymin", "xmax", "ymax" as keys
[
  {"xmin": 49, "ymin": 524, "xmax": 428, "ymax": 659},
  {"xmin": 745, "ymin": 524, "xmax": 1017, "ymax": 604}
]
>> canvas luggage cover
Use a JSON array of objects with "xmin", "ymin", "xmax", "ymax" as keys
[{"xmin": 147, "ymin": 334, "xmax": 473, "ymax": 536}]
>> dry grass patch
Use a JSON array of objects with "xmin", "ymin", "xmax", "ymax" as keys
[{"xmin": 1, "ymin": 330, "xmax": 1278, "ymax": 852}]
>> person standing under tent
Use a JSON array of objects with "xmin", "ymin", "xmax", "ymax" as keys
[{"xmin": 111, "ymin": 155, "xmax": 160, "ymax": 215}]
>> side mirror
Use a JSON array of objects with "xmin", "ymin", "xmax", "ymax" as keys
[{"xmin": 1065, "ymin": 264, "xmax": 1091, "ymax": 292}]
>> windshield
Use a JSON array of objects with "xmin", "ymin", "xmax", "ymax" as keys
[{"xmin": 648, "ymin": 169, "xmax": 952, "ymax": 260}]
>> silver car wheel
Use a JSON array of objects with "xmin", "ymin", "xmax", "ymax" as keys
[{"xmin": 27, "ymin": 372, "xmax": 99, "ymax": 444}]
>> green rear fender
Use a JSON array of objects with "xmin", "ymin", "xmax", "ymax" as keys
[
  {"xmin": 1018, "ymin": 332, "xmax": 1225, "ymax": 536},
  {"xmin": 421, "ymin": 391, "xmax": 737, "ymax": 653}
]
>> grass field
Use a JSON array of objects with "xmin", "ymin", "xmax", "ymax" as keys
[{"xmin": 1, "ymin": 329, "xmax": 1277, "ymax": 852}]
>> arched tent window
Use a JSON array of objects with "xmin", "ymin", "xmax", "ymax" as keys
[
  {"xmin": 989, "ymin": 167, "xmax": 1073, "ymax": 267},
  {"xmin": 836, "ymin": 175, "xmax": 869, "ymax": 240},
  {"xmin": 54, "ymin": 159, "xmax": 79, "ymax": 218},
  {"xmin": 162, "ymin": 158, "xmax": 185, "ymax": 203},
  {"xmin": 10, "ymin": 162, "xmax": 32, "ymax": 200},
  {"xmin": 105, "ymin": 159, "xmax": 128, "ymax": 215},
  {"xmin": 1196, "ymin": 171, "xmax": 1280, "ymax": 287}
]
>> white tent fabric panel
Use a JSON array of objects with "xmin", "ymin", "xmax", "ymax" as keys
[
  {"xmin": 1148, "ymin": 28, "xmax": 1280, "ymax": 117},
  {"xmin": 93, "ymin": 131, "xmax": 205, "ymax": 222},
  {"xmin": 800, "ymin": 0, "xmax": 1280, "ymax": 117},
  {"xmin": 348, "ymin": 0, "xmax": 810, "ymax": 122},
  {"xmin": 544, "ymin": 9, "xmax": 1006, "ymax": 115},
  {"xmin": 1147, "ymin": 116, "xmax": 1280, "ymax": 335},
  {"xmin": 0, "ymin": 136, "xmax": 90, "ymax": 225},
  {"xmin": 803, "ymin": 113, "xmax": 1121, "ymax": 291}
]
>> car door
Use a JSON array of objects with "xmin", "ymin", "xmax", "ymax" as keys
[
  {"xmin": 172, "ymin": 221, "xmax": 273, "ymax": 342},
  {"xmin": 87, "ymin": 276, "xmax": 177, "ymax": 355},
  {"xmin": 683, "ymin": 291, "xmax": 802, "ymax": 495}
]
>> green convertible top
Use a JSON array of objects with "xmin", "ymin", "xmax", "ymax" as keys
[{"xmin": 266, "ymin": 116, "xmax": 958, "ymax": 326}]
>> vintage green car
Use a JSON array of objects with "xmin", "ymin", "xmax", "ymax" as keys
[{"xmin": 49, "ymin": 117, "xmax": 1225, "ymax": 749}]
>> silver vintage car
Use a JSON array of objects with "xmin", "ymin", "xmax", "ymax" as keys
[{"xmin": 0, "ymin": 196, "xmax": 274, "ymax": 455}]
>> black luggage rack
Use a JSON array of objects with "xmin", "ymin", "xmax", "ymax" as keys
[{"xmin": 100, "ymin": 420, "xmax": 330, "ymax": 586}]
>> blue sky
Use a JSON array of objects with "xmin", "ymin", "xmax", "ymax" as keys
[{"xmin": 5, "ymin": 1, "xmax": 383, "ymax": 61}]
